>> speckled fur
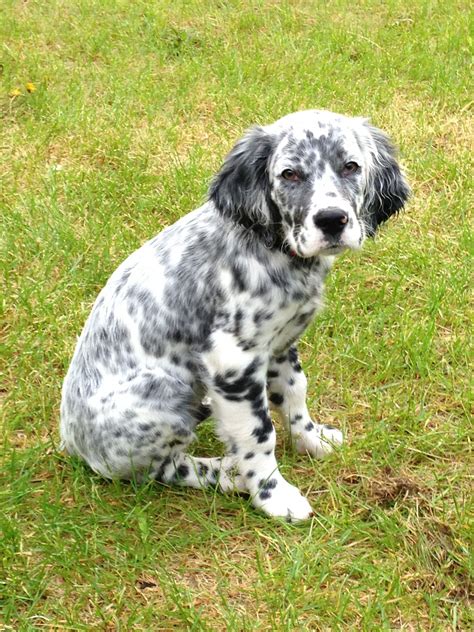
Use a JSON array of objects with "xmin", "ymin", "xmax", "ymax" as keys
[{"xmin": 61, "ymin": 109, "xmax": 409, "ymax": 521}]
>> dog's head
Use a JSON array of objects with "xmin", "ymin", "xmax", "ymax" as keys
[{"xmin": 209, "ymin": 110, "xmax": 410, "ymax": 257}]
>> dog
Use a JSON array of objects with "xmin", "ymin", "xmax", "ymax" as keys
[{"xmin": 60, "ymin": 109, "xmax": 409, "ymax": 521}]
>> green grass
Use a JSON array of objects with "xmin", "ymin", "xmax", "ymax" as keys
[{"xmin": 1, "ymin": 0, "xmax": 472, "ymax": 629}]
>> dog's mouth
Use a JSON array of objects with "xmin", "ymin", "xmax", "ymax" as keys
[
  {"xmin": 293, "ymin": 240, "xmax": 350, "ymax": 258},
  {"xmin": 321, "ymin": 243, "xmax": 348, "ymax": 255}
]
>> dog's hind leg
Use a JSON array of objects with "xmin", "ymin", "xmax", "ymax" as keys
[{"xmin": 151, "ymin": 453, "xmax": 247, "ymax": 493}]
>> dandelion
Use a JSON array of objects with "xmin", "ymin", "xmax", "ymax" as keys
[
  {"xmin": 26, "ymin": 82, "xmax": 36, "ymax": 93},
  {"xmin": 9, "ymin": 87, "xmax": 22, "ymax": 97}
]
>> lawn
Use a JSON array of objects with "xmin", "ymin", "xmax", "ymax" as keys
[{"xmin": 1, "ymin": 0, "xmax": 472, "ymax": 629}]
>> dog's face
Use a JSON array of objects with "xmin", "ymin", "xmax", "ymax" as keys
[{"xmin": 210, "ymin": 110, "xmax": 410, "ymax": 258}]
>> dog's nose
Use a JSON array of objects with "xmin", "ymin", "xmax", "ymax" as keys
[{"xmin": 313, "ymin": 208, "xmax": 349, "ymax": 236}]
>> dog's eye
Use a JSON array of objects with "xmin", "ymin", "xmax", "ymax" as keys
[
  {"xmin": 342, "ymin": 161, "xmax": 360, "ymax": 176},
  {"xmin": 281, "ymin": 169, "xmax": 301, "ymax": 182}
]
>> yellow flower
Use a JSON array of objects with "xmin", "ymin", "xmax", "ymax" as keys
[
  {"xmin": 26, "ymin": 82, "xmax": 36, "ymax": 93},
  {"xmin": 9, "ymin": 87, "xmax": 22, "ymax": 97}
]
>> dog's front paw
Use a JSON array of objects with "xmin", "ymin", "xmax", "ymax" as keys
[
  {"xmin": 294, "ymin": 424, "xmax": 344, "ymax": 458},
  {"xmin": 253, "ymin": 479, "xmax": 314, "ymax": 522}
]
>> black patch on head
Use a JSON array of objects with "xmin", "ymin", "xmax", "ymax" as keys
[
  {"xmin": 362, "ymin": 125, "xmax": 410, "ymax": 236},
  {"xmin": 209, "ymin": 126, "xmax": 284, "ymax": 246}
]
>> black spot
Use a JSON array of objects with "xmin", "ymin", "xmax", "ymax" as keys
[
  {"xmin": 244, "ymin": 452, "xmax": 255, "ymax": 460},
  {"xmin": 288, "ymin": 347, "xmax": 299, "ymax": 364},
  {"xmin": 253, "ymin": 309, "xmax": 272, "ymax": 326},
  {"xmin": 196, "ymin": 403, "xmax": 212, "ymax": 422},
  {"xmin": 233, "ymin": 309, "xmax": 244, "ymax": 336},
  {"xmin": 246, "ymin": 470, "xmax": 255, "ymax": 478},
  {"xmin": 231, "ymin": 264, "xmax": 247, "ymax": 293},
  {"xmin": 214, "ymin": 357, "xmax": 261, "ymax": 397},
  {"xmin": 168, "ymin": 439, "xmax": 184, "ymax": 448},
  {"xmin": 174, "ymin": 464, "xmax": 189, "ymax": 480},
  {"xmin": 267, "ymin": 370, "xmax": 279, "ymax": 379},
  {"xmin": 305, "ymin": 422, "xmax": 314, "ymax": 432},
  {"xmin": 251, "ymin": 410, "xmax": 273, "ymax": 444},
  {"xmin": 269, "ymin": 392, "xmax": 284, "ymax": 406},
  {"xmin": 174, "ymin": 426, "xmax": 191, "ymax": 437},
  {"xmin": 154, "ymin": 455, "xmax": 171, "ymax": 481},
  {"xmin": 245, "ymin": 382, "xmax": 262, "ymax": 402},
  {"xmin": 198, "ymin": 463, "xmax": 209, "ymax": 477},
  {"xmin": 258, "ymin": 477, "xmax": 278, "ymax": 500},
  {"xmin": 171, "ymin": 329, "xmax": 183, "ymax": 343}
]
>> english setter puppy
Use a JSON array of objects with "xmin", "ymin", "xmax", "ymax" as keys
[{"xmin": 61, "ymin": 110, "xmax": 409, "ymax": 521}]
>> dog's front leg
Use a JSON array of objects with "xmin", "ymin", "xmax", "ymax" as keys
[
  {"xmin": 203, "ymin": 333, "xmax": 313, "ymax": 521},
  {"xmin": 268, "ymin": 346, "xmax": 344, "ymax": 457}
]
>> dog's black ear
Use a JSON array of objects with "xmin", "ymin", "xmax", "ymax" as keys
[
  {"xmin": 209, "ymin": 126, "xmax": 274, "ymax": 226},
  {"xmin": 362, "ymin": 124, "xmax": 410, "ymax": 236}
]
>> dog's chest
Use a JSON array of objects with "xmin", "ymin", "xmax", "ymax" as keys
[
  {"xmin": 269, "ymin": 294, "xmax": 322, "ymax": 354},
  {"xmin": 232, "ymin": 273, "xmax": 324, "ymax": 356}
]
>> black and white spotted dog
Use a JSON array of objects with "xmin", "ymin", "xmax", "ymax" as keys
[{"xmin": 60, "ymin": 109, "xmax": 409, "ymax": 521}]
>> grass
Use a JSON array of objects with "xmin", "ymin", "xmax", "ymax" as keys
[{"xmin": 1, "ymin": 0, "xmax": 472, "ymax": 629}]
